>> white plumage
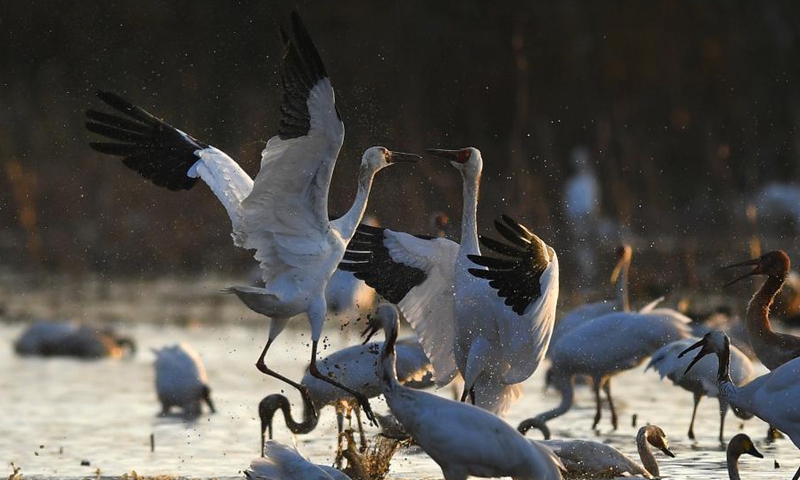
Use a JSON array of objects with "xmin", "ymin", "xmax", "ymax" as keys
[
  {"xmin": 153, "ymin": 343, "xmax": 215, "ymax": 417},
  {"xmin": 523, "ymin": 424, "xmax": 674, "ymax": 480},
  {"xmin": 14, "ymin": 320, "xmax": 136, "ymax": 359},
  {"xmin": 647, "ymin": 336, "xmax": 754, "ymax": 441},
  {"xmin": 342, "ymin": 147, "xmax": 559, "ymax": 416},
  {"xmin": 681, "ymin": 331, "xmax": 800, "ymax": 464},
  {"xmin": 370, "ymin": 303, "xmax": 564, "ymax": 480},
  {"xmin": 259, "ymin": 335, "xmax": 433, "ymax": 455},
  {"xmin": 246, "ymin": 441, "xmax": 351, "ymax": 480},
  {"xmin": 549, "ymin": 245, "xmax": 632, "ymax": 352},
  {"xmin": 86, "ymin": 12, "xmax": 418, "ymax": 419},
  {"xmin": 524, "ymin": 309, "xmax": 691, "ymax": 433}
]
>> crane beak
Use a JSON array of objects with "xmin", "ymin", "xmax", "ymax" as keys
[
  {"xmin": 660, "ymin": 446, "xmax": 676, "ymax": 458},
  {"xmin": 426, "ymin": 148, "xmax": 469, "ymax": 165},
  {"xmin": 387, "ymin": 151, "xmax": 421, "ymax": 164},
  {"xmin": 748, "ymin": 444, "xmax": 764, "ymax": 458},
  {"xmin": 721, "ymin": 258, "xmax": 761, "ymax": 287},
  {"xmin": 361, "ymin": 314, "xmax": 382, "ymax": 344},
  {"xmin": 678, "ymin": 337, "xmax": 709, "ymax": 374},
  {"xmin": 425, "ymin": 148, "xmax": 459, "ymax": 160}
]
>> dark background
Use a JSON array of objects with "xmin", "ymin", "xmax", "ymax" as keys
[{"xmin": 3, "ymin": 1, "xmax": 800, "ymax": 300}]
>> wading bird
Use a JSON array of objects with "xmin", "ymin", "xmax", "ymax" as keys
[
  {"xmin": 367, "ymin": 303, "xmax": 563, "ymax": 480},
  {"xmin": 723, "ymin": 250, "xmax": 800, "ymax": 369},
  {"xmin": 153, "ymin": 343, "xmax": 215, "ymax": 417},
  {"xmin": 520, "ymin": 421, "xmax": 675, "ymax": 480},
  {"xmin": 520, "ymin": 310, "xmax": 690, "ymax": 434},
  {"xmin": 726, "ymin": 434, "xmax": 764, "ymax": 480},
  {"xmin": 246, "ymin": 440, "xmax": 351, "ymax": 480},
  {"xmin": 549, "ymin": 245, "xmax": 632, "ymax": 351},
  {"xmin": 680, "ymin": 331, "xmax": 800, "ymax": 480},
  {"xmin": 258, "ymin": 334, "xmax": 433, "ymax": 456},
  {"xmin": 85, "ymin": 12, "xmax": 419, "ymax": 421},
  {"xmin": 646, "ymin": 336, "xmax": 754, "ymax": 442},
  {"xmin": 14, "ymin": 320, "xmax": 136, "ymax": 359},
  {"xmin": 341, "ymin": 147, "xmax": 559, "ymax": 415},
  {"xmin": 724, "ymin": 250, "xmax": 800, "ymax": 439}
]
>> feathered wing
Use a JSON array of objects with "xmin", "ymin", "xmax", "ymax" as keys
[
  {"xmin": 340, "ymin": 224, "xmax": 460, "ymax": 386},
  {"xmin": 468, "ymin": 215, "xmax": 560, "ymax": 383},
  {"xmin": 237, "ymin": 12, "xmax": 344, "ymax": 285},
  {"xmin": 85, "ymin": 91, "xmax": 254, "ymax": 235}
]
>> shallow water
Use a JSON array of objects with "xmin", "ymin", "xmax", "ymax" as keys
[{"xmin": 0, "ymin": 317, "xmax": 796, "ymax": 480}]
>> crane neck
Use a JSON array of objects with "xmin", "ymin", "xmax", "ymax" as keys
[
  {"xmin": 534, "ymin": 374, "xmax": 574, "ymax": 423},
  {"xmin": 715, "ymin": 342, "xmax": 734, "ymax": 385},
  {"xmin": 333, "ymin": 163, "xmax": 377, "ymax": 242},
  {"xmin": 745, "ymin": 273, "xmax": 786, "ymax": 344},
  {"xmin": 616, "ymin": 262, "xmax": 631, "ymax": 312},
  {"xmin": 726, "ymin": 451, "xmax": 743, "ymax": 480},
  {"xmin": 261, "ymin": 392, "xmax": 318, "ymax": 437},
  {"xmin": 459, "ymin": 170, "xmax": 481, "ymax": 256},
  {"xmin": 379, "ymin": 321, "xmax": 402, "ymax": 393},
  {"xmin": 636, "ymin": 428, "xmax": 659, "ymax": 478}
]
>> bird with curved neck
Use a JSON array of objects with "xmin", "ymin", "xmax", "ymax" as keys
[
  {"xmin": 727, "ymin": 434, "xmax": 764, "ymax": 480},
  {"xmin": 723, "ymin": 250, "xmax": 800, "ymax": 370},
  {"xmin": 519, "ymin": 420, "xmax": 674, "ymax": 479},
  {"xmin": 680, "ymin": 330, "xmax": 800, "ymax": 480},
  {"xmin": 521, "ymin": 310, "xmax": 689, "ymax": 434},
  {"xmin": 85, "ymin": 12, "xmax": 421, "ymax": 424},
  {"xmin": 368, "ymin": 303, "xmax": 563, "ymax": 480},
  {"xmin": 258, "ymin": 334, "xmax": 433, "ymax": 457},
  {"xmin": 646, "ymin": 336, "xmax": 755, "ymax": 442}
]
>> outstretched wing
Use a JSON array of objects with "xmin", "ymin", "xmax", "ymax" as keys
[
  {"xmin": 237, "ymin": 11, "xmax": 345, "ymax": 284},
  {"xmin": 340, "ymin": 224, "xmax": 460, "ymax": 386},
  {"xmin": 468, "ymin": 215, "xmax": 560, "ymax": 383},
  {"xmin": 86, "ymin": 91, "xmax": 254, "ymax": 235}
]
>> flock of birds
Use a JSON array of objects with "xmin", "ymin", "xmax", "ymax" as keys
[{"xmin": 12, "ymin": 10, "xmax": 800, "ymax": 480}]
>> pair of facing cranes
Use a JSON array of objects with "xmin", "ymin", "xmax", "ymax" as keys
[
  {"xmin": 85, "ymin": 10, "xmax": 800, "ymax": 480},
  {"xmin": 87, "ymin": 5, "xmax": 557, "ymax": 446}
]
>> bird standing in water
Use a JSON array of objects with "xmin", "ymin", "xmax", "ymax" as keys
[{"xmin": 86, "ymin": 12, "xmax": 419, "ymax": 422}]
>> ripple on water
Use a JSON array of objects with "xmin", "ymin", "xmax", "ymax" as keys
[{"xmin": 0, "ymin": 322, "xmax": 794, "ymax": 479}]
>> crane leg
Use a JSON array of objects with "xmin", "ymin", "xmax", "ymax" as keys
[
  {"xmin": 255, "ymin": 338, "xmax": 305, "ymax": 392},
  {"xmin": 688, "ymin": 392, "xmax": 701, "ymax": 440},
  {"xmin": 354, "ymin": 407, "xmax": 367, "ymax": 451},
  {"xmin": 603, "ymin": 380, "xmax": 618, "ymax": 430},
  {"xmin": 592, "ymin": 379, "xmax": 602, "ymax": 430},
  {"xmin": 308, "ymin": 339, "xmax": 377, "ymax": 426},
  {"xmin": 792, "ymin": 464, "xmax": 800, "ymax": 480}
]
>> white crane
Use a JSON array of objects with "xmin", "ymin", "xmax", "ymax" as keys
[
  {"xmin": 646, "ymin": 336, "xmax": 755, "ymax": 442},
  {"xmin": 258, "ymin": 335, "xmax": 433, "ymax": 456},
  {"xmin": 680, "ymin": 331, "xmax": 800, "ymax": 480},
  {"xmin": 153, "ymin": 343, "xmax": 215, "ymax": 417},
  {"xmin": 85, "ymin": 12, "xmax": 419, "ymax": 421},
  {"xmin": 367, "ymin": 303, "xmax": 563, "ymax": 480},
  {"xmin": 519, "ymin": 310, "xmax": 690, "ymax": 434},
  {"xmin": 14, "ymin": 320, "xmax": 136, "ymax": 359},
  {"xmin": 341, "ymin": 147, "xmax": 559, "ymax": 415},
  {"xmin": 246, "ymin": 440, "xmax": 351, "ymax": 480},
  {"xmin": 549, "ymin": 245, "xmax": 632, "ymax": 351},
  {"xmin": 727, "ymin": 434, "xmax": 764, "ymax": 480},
  {"xmin": 520, "ymin": 422, "xmax": 674, "ymax": 479}
]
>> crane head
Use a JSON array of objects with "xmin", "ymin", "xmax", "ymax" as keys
[
  {"xmin": 362, "ymin": 147, "xmax": 419, "ymax": 172},
  {"xmin": 426, "ymin": 147, "xmax": 482, "ymax": 175},
  {"xmin": 721, "ymin": 250, "xmax": 790, "ymax": 287}
]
